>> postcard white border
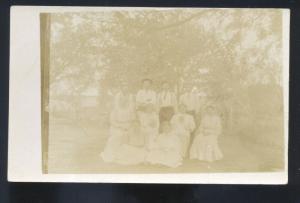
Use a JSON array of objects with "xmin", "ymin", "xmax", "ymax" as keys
[{"xmin": 8, "ymin": 6, "xmax": 290, "ymax": 184}]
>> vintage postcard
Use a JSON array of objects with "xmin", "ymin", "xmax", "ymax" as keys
[{"xmin": 8, "ymin": 6, "xmax": 289, "ymax": 184}]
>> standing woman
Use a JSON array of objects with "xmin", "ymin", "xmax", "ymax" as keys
[
  {"xmin": 139, "ymin": 104, "xmax": 159, "ymax": 150},
  {"xmin": 146, "ymin": 121, "xmax": 182, "ymax": 168},
  {"xmin": 189, "ymin": 105, "xmax": 223, "ymax": 162},
  {"xmin": 135, "ymin": 79, "xmax": 158, "ymax": 148},
  {"xmin": 179, "ymin": 87, "xmax": 199, "ymax": 120},
  {"xmin": 171, "ymin": 103, "xmax": 196, "ymax": 158},
  {"xmin": 157, "ymin": 81, "xmax": 177, "ymax": 130},
  {"xmin": 136, "ymin": 78, "xmax": 157, "ymax": 111},
  {"xmin": 101, "ymin": 86, "xmax": 145, "ymax": 165}
]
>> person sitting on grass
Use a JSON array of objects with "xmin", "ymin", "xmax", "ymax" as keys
[
  {"xmin": 146, "ymin": 121, "xmax": 182, "ymax": 168},
  {"xmin": 171, "ymin": 103, "xmax": 196, "ymax": 158},
  {"xmin": 100, "ymin": 91, "xmax": 145, "ymax": 165}
]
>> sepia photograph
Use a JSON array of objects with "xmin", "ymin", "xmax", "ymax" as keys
[
  {"xmin": 38, "ymin": 8, "xmax": 288, "ymax": 175},
  {"xmin": 8, "ymin": 6, "xmax": 289, "ymax": 183}
]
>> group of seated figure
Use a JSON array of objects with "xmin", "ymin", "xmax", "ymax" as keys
[{"xmin": 101, "ymin": 79, "xmax": 223, "ymax": 168}]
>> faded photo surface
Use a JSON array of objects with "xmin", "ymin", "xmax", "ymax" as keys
[{"xmin": 41, "ymin": 9, "xmax": 286, "ymax": 174}]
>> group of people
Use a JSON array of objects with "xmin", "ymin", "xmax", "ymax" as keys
[{"xmin": 100, "ymin": 79, "xmax": 223, "ymax": 168}]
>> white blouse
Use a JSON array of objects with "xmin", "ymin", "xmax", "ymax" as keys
[
  {"xmin": 136, "ymin": 89, "xmax": 157, "ymax": 106},
  {"xmin": 157, "ymin": 91, "xmax": 176, "ymax": 108},
  {"xmin": 179, "ymin": 93, "xmax": 199, "ymax": 112}
]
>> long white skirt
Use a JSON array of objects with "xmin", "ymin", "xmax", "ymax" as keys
[
  {"xmin": 176, "ymin": 131, "xmax": 191, "ymax": 158},
  {"xmin": 101, "ymin": 127, "xmax": 146, "ymax": 165},
  {"xmin": 146, "ymin": 149, "xmax": 182, "ymax": 168},
  {"xmin": 128, "ymin": 122, "xmax": 144, "ymax": 147},
  {"xmin": 190, "ymin": 133, "xmax": 223, "ymax": 162}
]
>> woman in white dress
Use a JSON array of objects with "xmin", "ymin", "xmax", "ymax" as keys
[
  {"xmin": 157, "ymin": 82, "xmax": 177, "ymax": 130},
  {"xmin": 138, "ymin": 104, "xmax": 159, "ymax": 149},
  {"xmin": 135, "ymin": 79, "xmax": 158, "ymax": 148},
  {"xmin": 146, "ymin": 121, "xmax": 182, "ymax": 168},
  {"xmin": 190, "ymin": 105, "xmax": 223, "ymax": 162},
  {"xmin": 171, "ymin": 103, "xmax": 196, "ymax": 158},
  {"xmin": 136, "ymin": 79, "xmax": 157, "ymax": 111},
  {"xmin": 179, "ymin": 87, "xmax": 199, "ymax": 118},
  {"xmin": 101, "ymin": 88, "xmax": 146, "ymax": 165}
]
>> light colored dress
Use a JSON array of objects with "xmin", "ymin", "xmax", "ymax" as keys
[
  {"xmin": 113, "ymin": 92, "xmax": 135, "ymax": 111},
  {"xmin": 171, "ymin": 113, "xmax": 196, "ymax": 157},
  {"xmin": 157, "ymin": 91, "xmax": 177, "ymax": 124},
  {"xmin": 135, "ymin": 88, "xmax": 158, "ymax": 147},
  {"xmin": 190, "ymin": 114, "xmax": 223, "ymax": 162},
  {"xmin": 157, "ymin": 91, "xmax": 177, "ymax": 108},
  {"xmin": 139, "ymin": 112, "xmax": 159, "ymax": 149},
  {"xmin": 113, "ymin": 92, "xmax": 144, "ymax": 147},
  {"xmin": 128, "ymin": 120, "xmax": 144, "ymax": 147},
  {"xmin": 108, "ymin": 143, "xmax": 146, "ymax": 165},
  {"xmin": 179, "ymin": 93, "xmax": 199, "ymax": 113},
  {"xmin": 136, "ymin": 89, "xmax": 157, "ymax": 107},
  {"xmin": 146, "ymin": 131, "xmax": 182, "ymax": 168},
  {"xmin": 101, "ymin": 93, "xmax": 146, "ymax": 165}
]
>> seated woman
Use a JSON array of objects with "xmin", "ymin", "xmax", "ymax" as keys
[
  {"xmin": 190, "ymin": 105, "xmax": 223, "ymax": 162},
  {"xmin": 171, "ymin": 103, "xmax": 196, "ymax": 158},
  {"xmin": 101, "ymin": 90, "xmax": 146, "ymax": 165},
  {"xmin": 146, "ymin": 121, "xmax": 182, "ymax": 168}
]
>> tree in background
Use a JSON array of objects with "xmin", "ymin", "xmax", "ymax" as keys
[{"xmin": 48, "ymin": 9, "xmax": 283, "ymax": 128}]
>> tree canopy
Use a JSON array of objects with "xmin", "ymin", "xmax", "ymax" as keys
[{"xmin": 49, "ymin": 9, "xmax": 283, "ymax": 98}]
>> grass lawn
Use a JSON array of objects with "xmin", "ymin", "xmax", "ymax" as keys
[{"xmin": 47, "ymin": 117, "xmax": 284, "ymax": 174}]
